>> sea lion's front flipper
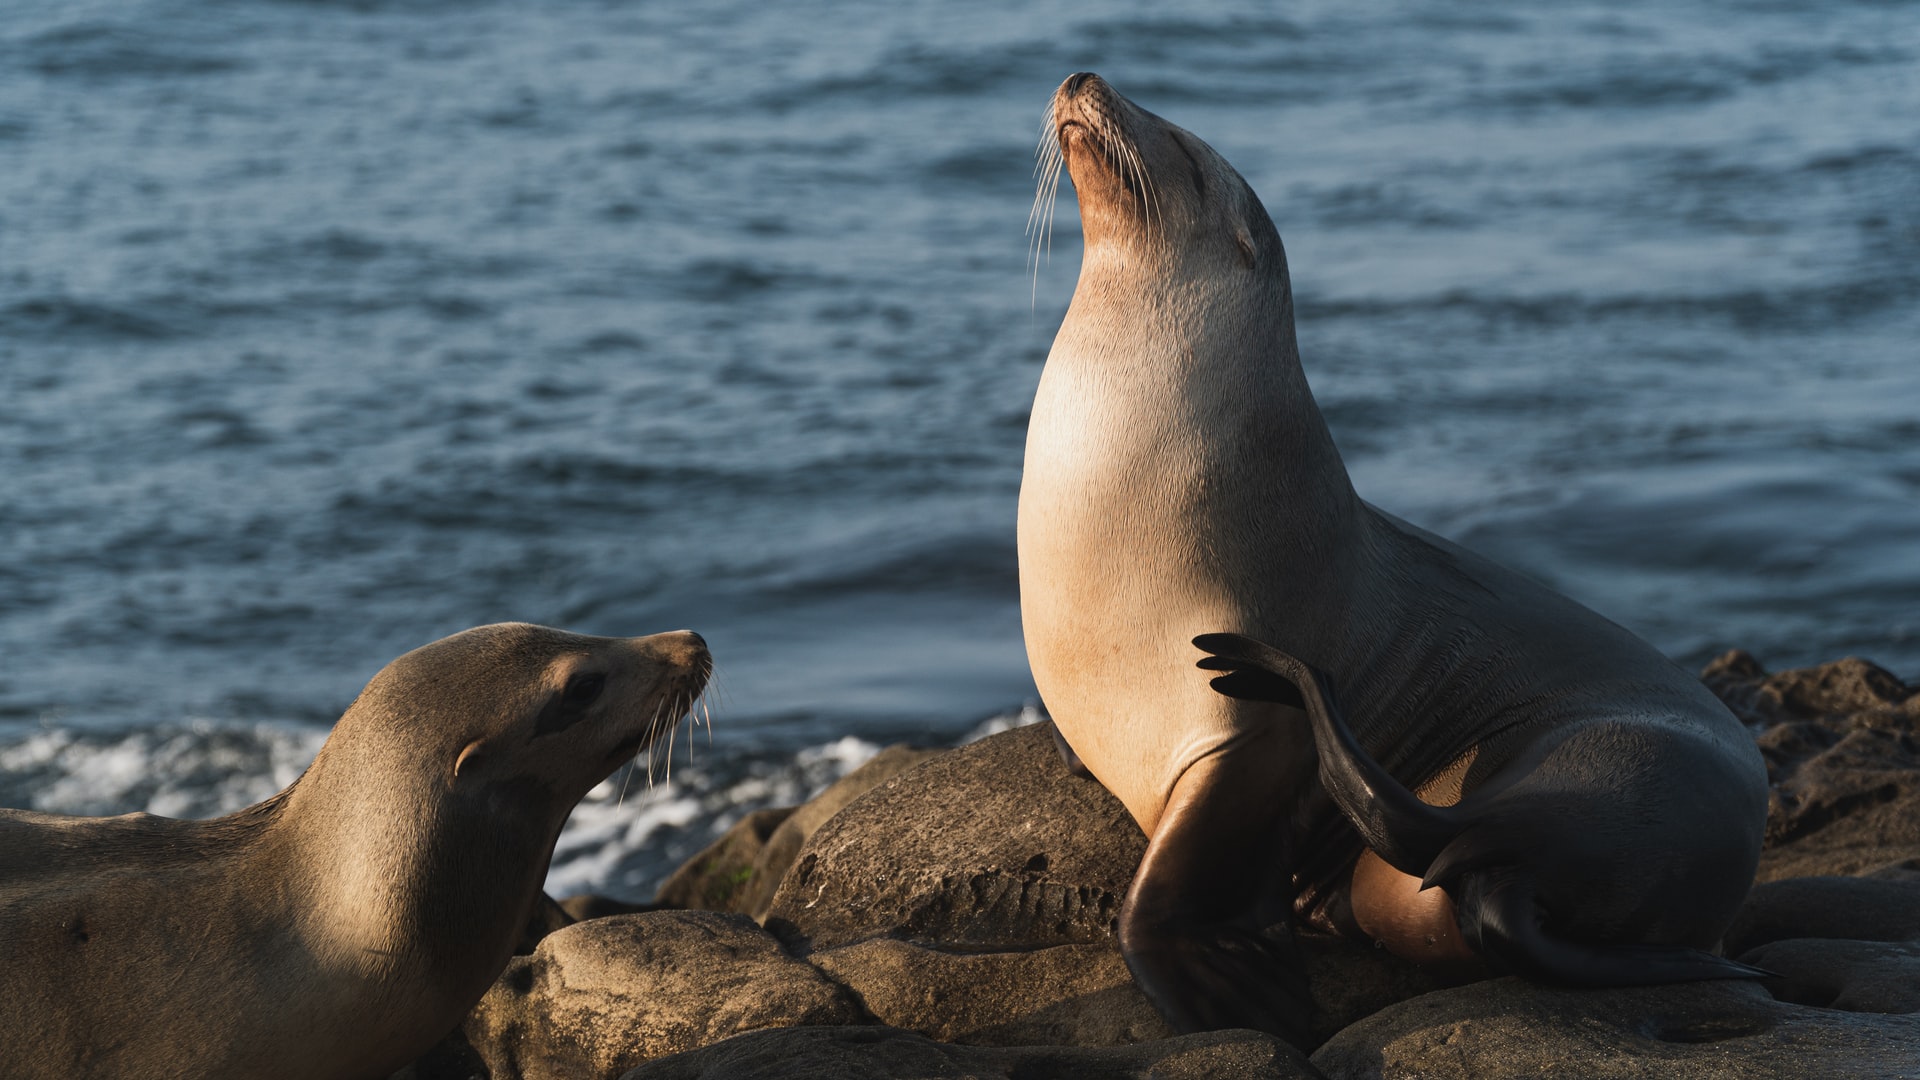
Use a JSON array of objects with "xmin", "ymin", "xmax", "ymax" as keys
[{"xmin": 1117, "ymin": 737, "xmax": 1314, "ymax": 1050}]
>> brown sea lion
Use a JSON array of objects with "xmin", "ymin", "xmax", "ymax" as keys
[
  {"xmin": 1017, "ymin": 72, "xmax": 1768, "ymax": 1047},
  {"xmin": 0, "ymin": 622, "xmax": 710, "ymax": 1079}
]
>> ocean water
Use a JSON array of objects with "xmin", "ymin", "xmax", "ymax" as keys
[{"xmin": 3, "ymin": 0, "xmax": 1916, "ymax": 898}]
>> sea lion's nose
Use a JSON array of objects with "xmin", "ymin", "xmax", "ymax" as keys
[
  {"xmin": 1063, "ymin": 71, "xmax": 1098, "ymax": 96},
  {"xmin": 636, "ymin": 629, "xmax": 709, "ymax": 669}
]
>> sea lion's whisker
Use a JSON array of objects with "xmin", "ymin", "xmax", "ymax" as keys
[
  {"xmin": 643, "ymin": 699, "xmax": 666, "ymax": 789},
  {"xmin": 1030, "ymin": 102, "xmax": 1072, "ymax": 306},
  {"xmin": 664, "ymin": 702, "xmax": 677, "ymax": 784},
  {"xmin": 616, "ymin": 751, "xmax": 637, "ymax": 809}
]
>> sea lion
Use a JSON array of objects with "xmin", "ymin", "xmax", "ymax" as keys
[
  {"xmin": 1017, "ymin": 72, "xmax": 1769, "ymax": 1047},
  {"xmin": 0, "ymin": 622, "xmax": 710, "ymax": 1080}
]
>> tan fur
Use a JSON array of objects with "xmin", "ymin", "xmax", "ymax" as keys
[
  {"xmin": 1020, "ymin": 76, "xmax": 1358, "ymax": 835},
  {"xmin": 1348, "ymin": 750, "xmax": 1480, "ymax": 973},
  {"xmin": 0, "ymin": 623, "xmax": 709, "ymax": 1080},
  {"xmin": 1021, "ymin": 76, "xmax": 1764, "ymax": 1000}
]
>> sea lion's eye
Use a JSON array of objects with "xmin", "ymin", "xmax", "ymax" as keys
[
  {"xmin": 563, "ymin": 672, "xmax": 605, "ymax": 706},
  {"xmin": 532, "ymin": 672, "xmax": 607, "ymax": 738}
]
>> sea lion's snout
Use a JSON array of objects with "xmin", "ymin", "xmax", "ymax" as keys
[
  {"xmin": 1039, "ymin": 73, "xmax": 1176, "ymax": 250},
  {"xmin": 1049, "ymin": 71, "xmax": 1120, "ymax": 145},
  {"xmin": 634, "ymin": 627, "xmax": 713, "ymax": 721},
  {"xmin": 644, "ymin": 628, "xmax": 710, "ymax": 672}
]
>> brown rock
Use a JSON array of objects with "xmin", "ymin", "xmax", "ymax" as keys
[
  {"xmin": 651, "ymin": 807, "xmax": 794, "ymax": 912},
  {"xmin": 808, "ymin": 939, "xmax": 1172, "ymax": 1047},
  {"xmin": 1723, "ymin": 875, "xmax": 1920, "ymax": 955},
  {"xmin": 1310, "ymin": 977, "xmax": 1920, "ymax": 1080},
  {"xmin": 1757, "ymin": 718, "xmax": 1920, "ymax": 879},
  {"xmin": 1702, "ymin": 652, "xmax": 1920, "ymax": 880},
  {"xmin": 1742, "ymin": 938, "xmax": 1920, "ymax": 1014},
  {"xmin": 739, "ymin": 744, "xmax": 941, "ymax": 918},
  {"xmin": 1702, "ymin": 649, "xmax": 1914, "ymax": 724},
  {"xmin": 651, "ymin": 744, "xmax": 941, "ymax": 916},
  {"xmin": 619, "ymin": 1025, "xmax": 1322, "ymax": 1080},
  {"xmin": 1294, "ymin": 933, "xmax": 1448, "ymax": 1046},
  {"xmin": 462, "ymin": 911, "xmax": 866, "ymax": 1080},
  {"xmin": 763, "ymin": 722, "xmax": 1146, "ymax": 951},
  {"xmin": 560, "ymin": 894, "xmax": 661, "ymax": 921}
]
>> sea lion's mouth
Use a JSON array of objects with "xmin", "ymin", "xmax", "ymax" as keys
[
  {"xmin": 1056, "ymin": 120, "xmax": 1122, "ymax": 177},
  {"xmin": 1046, "ymin": 85, "xmax": 1156, "ymax": 224}
]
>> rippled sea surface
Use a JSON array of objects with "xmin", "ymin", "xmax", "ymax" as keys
[{"xmin": 4, "ymin": 0, "xmax": 1917, "ymax": 896}]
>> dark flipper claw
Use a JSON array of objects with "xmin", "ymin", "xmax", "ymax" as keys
[{"xmin": 1193, "ymin": 635, "xmax": 1310, "ymax": 708}]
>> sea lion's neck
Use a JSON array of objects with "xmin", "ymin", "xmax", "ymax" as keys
[
  {"xmin": 248, "ymin": 735, "xmax": 556, "ymax": 1028},
  {"xmin": 1053, "ymin": 248, "xmax": 1361, "ymax": 528}
]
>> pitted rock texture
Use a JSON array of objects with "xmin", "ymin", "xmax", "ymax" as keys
[
  {"xmin": 652, "ymin": 745, "xmax": 939, "ymax": 916},
  {"xmin": 618, "ymin": 1025, "xmax": 1321, "ymax": 1080},
  {"xmin": 808, "ymin": 939, "xmax": 1173, "ymax": 1047},
  {"xmin": 461, "ymin": 912, "xmax": 864, "ymax": 1080},
  {"xmin": 1703, "ymin": 649, "xmax": 1920, "ymax": 880},
  {"xmin": 1310, "ymin": 977, "xmax": 1920, "ymax": 1080},
  {"xmin": 763, "ymin": 722, "xmax": 1146, "ymax": 951}
]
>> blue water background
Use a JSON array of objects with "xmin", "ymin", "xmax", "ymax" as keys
[{"xmin": 3, "ymin": 0, "xmax": 1916, "ymax": 893}]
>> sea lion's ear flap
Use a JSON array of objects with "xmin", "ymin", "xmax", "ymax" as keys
[
  {"xmin": 453, "ymin": 740, "xmax": 488, "ymax": 779},
  {"xmin": 1234, "ymin": 226, "xmax": 1257, "ymax": 269}
]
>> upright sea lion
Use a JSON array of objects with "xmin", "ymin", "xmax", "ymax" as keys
[
  {"xmin": 0, "ymin": 622, "xmax": 710, "ymax": 1080},
  {"xmin": 1017, "ymin": 72, "xmax": 1769, "ymax": 1047}
]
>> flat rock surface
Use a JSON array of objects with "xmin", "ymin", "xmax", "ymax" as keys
[
  {"xmin": 462, "ymin": 912, "xmax": 864, "ymax": 1080},
  {"xmin": 1742, "ymin": 938, "xmax": 1920, "ymax": 1015},
  {"xmin": 1311, "ymin": 977, "xmax": 1920, "ymax": 1080},
  {"xmin": 763, "ymin": 722, "xmax": 1146, "ymax": 952},
  {"xmin": 809, "ymin": 939, "xmax": 1172, "ymax": 1047},
  {"xmin": 1723, "ymin": 874, "xmax": 1920, "ymax": 954},
  {"xmin": 619, "ymin": 1025, "xmax": 1320, "ymax": 1080}
]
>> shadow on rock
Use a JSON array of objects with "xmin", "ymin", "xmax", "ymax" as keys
[
  {"xmin": 618, "ymin": 1025, "xmax": 1319, "ymax": 1080},
  {"xmin": 1311, "ymin": 978, "xmax": 1920, "ymax": 1079}
]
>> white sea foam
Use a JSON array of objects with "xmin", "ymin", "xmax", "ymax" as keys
[
  {"xmin": 0, "ymin": 705, "xmax": 1048, "ymax": 901},
  {"xmin": 0, "ymin": 723, "xmax": 327, "ymax": 820}
]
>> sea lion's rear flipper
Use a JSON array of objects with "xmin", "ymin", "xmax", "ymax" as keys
[
  {"xmin": 1118, "ymin": 735, "xmax": 1315, "ymax": 1050},
  {"xmin": 1194, "ymin": 633, "xmax": 1462, "ymax": 876},
  {"xmin": 1196, "ymin": 633, "xmax": 1771, "ymax": 989},
  {"xmin": 1461, "ymin": 871, "xmax": 1773, "ymax": 984}
]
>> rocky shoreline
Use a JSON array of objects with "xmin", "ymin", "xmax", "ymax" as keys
[{"xmin": 400, "ymin": 651, "xmax": 1920, "ymax": 1079}]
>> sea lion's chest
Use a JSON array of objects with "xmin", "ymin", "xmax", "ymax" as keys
[{"xmin": 1018, "ymin": 348, "xmax": 1288, "ymax": 827}]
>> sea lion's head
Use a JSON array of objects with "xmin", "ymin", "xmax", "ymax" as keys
[
  {"xmin": 1041, "ymin": 72, "xmax": 1285, "ymax": 281},
  {"xmin": 339, "ymin": 622, "xmax": 711, "ymax": 813}
]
